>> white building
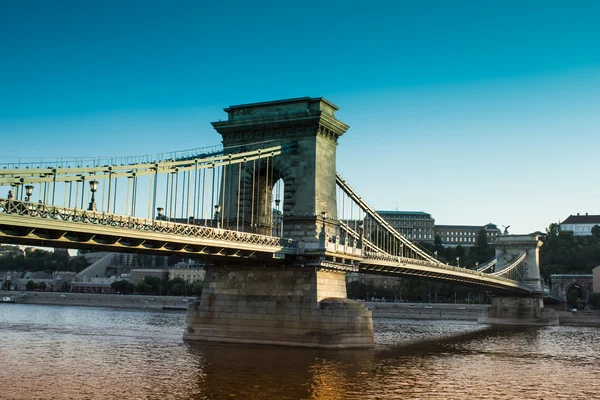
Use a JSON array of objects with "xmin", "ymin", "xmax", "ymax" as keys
[
  {"xmin": 168, "ymin": 262, "xmax": 205, "ymax": 283},
  {"xmin": 560, "ymin": 214, "xmax": 600, "ymax": 236}
]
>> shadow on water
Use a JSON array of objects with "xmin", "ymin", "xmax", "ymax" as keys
[{"xmin": 374, "ymin": 324, "xmax": 539, "ymax": 359}]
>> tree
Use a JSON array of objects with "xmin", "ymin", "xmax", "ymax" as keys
[
  {"xmin": 592, "ymin": 225, "xmax": 600, "ymax": 239},
  {"xmin": 191, "ymin": 280, "xmax": 203, "ymax": 296},
  {"xmin": 135, "ymin": 281, "xmax": 152, "ymax": 294},
  {"xmin": 38, "ymin": 282, "xmax": 47, "ymax": 291},
  {"xmin": 546, "ymin": 223, "xmax": 560, "ymax": 237},
  {"xmin": 476, "ymin": 228, "xmax": 488, "ymax": 248},
  {"xmin": 111, "ymin": 280, "xmax": 135, "ymax": 294},
  {"xmin": 25, "ymin": 280, "xmax": 36, "ymax": 290}
]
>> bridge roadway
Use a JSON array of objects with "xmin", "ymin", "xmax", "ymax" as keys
[{"xmin": 0, "ymin": 197, "xmax": 535, "ymax": 295}]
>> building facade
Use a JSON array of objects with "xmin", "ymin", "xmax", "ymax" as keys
[
  {"xmin": 376, "ymin": 211, "xmax": 435, "ymax": 243},
  {"xmin": 168, "ymin": 262, "xmax": 205, "ymax": 283},
  {"xmin": 560, "ymin": 214, "xmax": 600, "ymax": 236},
  {"xmin": 434, "ymin": 223, "xmax": 501, "ymax": 247}
]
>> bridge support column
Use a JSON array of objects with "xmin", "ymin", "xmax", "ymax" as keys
[
  {"xmin": 184, "ymin": 265, "xmax": 374, "ymax": 348},
  {"xmin": 478, "ymin": 297, "xmax": 558, "ymax": 326}
]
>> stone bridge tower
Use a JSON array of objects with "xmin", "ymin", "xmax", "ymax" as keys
[
  {"xmin": 479, "ymin": 234, "xmax": 558, "ymax": 326},
  {"xmin": 184, "ymin": 98, "xmax": 374, "ymax": 348},
  {"xmin": 211, "ymin": 97, "xmax": 348, "ymax": 247},
  {"xmin": 494, "ymin": 234, "xmax": 544, "ymax": 292}
]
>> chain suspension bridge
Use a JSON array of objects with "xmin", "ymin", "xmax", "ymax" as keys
[{"xmin": 0, "ymin": 97, "xmax": 557, "ymax": 347}]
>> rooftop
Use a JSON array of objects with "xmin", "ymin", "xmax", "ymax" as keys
[
  {"xmin": 378, "ymin": 211, "xmax": 432, "ymax": 217},
  {"xmin": 561, "ymin": 214, "xmax": 600, "ymax": 225}
]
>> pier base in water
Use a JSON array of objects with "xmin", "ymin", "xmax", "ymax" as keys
[
  {"xmin": 183, "ymin": 266, "xmax": 374, "ymax": 348},
  {"xmin": 478, "ymin": 296, "xmax": 559, "ymax": 326}
]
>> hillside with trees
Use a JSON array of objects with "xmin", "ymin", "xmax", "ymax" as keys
[
  {"xmin": 540, "ymin": 223, "xmax": 600, "ymax": 279},
  {"xmin": 0, "ymin": 245, "xmax": 89, "ymax": 273}
]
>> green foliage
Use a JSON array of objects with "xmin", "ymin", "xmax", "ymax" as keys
[
  {"xmin": 135, "ymin": 281, "xmax": 152, "ymax": 294},
  {"xmin": 132, "ymin": 276, "xmax": 202, "ymax": 296},
  {"xmin": 592, "ymin": 225, "xmax": 600, "ymax": 239},
  {"xmin": 25, "ymin": 280, "xmax": 36, "ymax": 290},
  {"xmin": 191, "ymin": 280, "xmax": 203, "ymax": 296},
  {"xmin": 546, "ymin": 223, "xmax": 560, "ymax": 237},
  {"xmin": 347, "ymin": 277, "xmax": 487, "ymax": 304},
  {"xmin": 477, "ymin": 228, "xmax": 488, "ymax": 248},
  {"xmin": 111, "ymin": 280, "xmax": 135, "ymax": 294},
  {"xmin": 540, "ymin": 228, "xmax": 600, "ymax": 279},
  {"xmin": 0, "ymin": 247, "xmax": 89, "ymax": 273}
]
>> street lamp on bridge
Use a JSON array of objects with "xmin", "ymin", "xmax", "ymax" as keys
[
  {"xmin": 320, "ymin": 211, "xmax": 328, "ymax": 242},
  {"xmin": 25, "ymin": 185, "xmax": 34, "ymax": 202},
  {"xmin": 214, "ymin": 204, "xmax": 221, "ymax": 228},
  {"xmin": 88, "ymin": 180, "xmax": 99, "ymax": 211},
  {"xmin": 456, "ymin": 256, "xmax": 460, "ymax": 268}
]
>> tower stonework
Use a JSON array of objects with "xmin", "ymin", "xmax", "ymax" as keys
[
  {"xmin": 494, "ymin": 234, "xmax": 544, "ymax": 292},
  {"xmin": 212, "ymin": 97, "xmax": 348, "ymax": 247}
]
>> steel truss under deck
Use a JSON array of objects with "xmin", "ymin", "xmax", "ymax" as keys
[{"xmin": 0, "ymin": 198, "xmax": 295, "ymax": 260}]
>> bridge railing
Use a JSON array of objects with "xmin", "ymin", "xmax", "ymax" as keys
[
  {"xmin": 362, "ymin": 250, "xmax": 525, "ymax": 285},
  {"xmin": 0, "ymin": 198, "xmax": 296, "ymax": 250}
]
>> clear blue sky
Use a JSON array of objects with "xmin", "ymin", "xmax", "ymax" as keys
[{"xmin": 1, "ymin": 0, "xmax": 599, "ymax": 234}]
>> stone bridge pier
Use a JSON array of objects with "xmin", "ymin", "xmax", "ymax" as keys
[
  {"xmin": 479, "ymin": 234, "xmax": 558, "ymax": 326},
  {"xmin": 184, "ymin": 264, "xmax": 373, "ymax": 348},
  {"xmin": 184, "ymin": 97, "xmax": 373, "ymax": 348}
]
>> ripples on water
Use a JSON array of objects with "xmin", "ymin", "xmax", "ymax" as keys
[{"xmin": 1, "ymin": 305, "xmax": 599, "ymax": 400}]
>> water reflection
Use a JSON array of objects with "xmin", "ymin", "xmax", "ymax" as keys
[{"xmin": 1, "ymin": 305, "xmax": 599, "ymax": 400}]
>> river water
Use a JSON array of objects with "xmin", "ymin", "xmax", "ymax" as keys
[{"xmin": 1, "ymin": 304, "xmax": 599, "ymax": 400}]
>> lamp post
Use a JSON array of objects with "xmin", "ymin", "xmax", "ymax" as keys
[
  {"xmin": 456, "ymin": 256, "xmax": 460, "ymax": 268},
  {"xmin": 25, "ymin": 185, "xmax": 34, "ymax": 202},
  {"xmin": 214, "ymin": 204, "xmax": 221, "ymax": 228},
  {"xmin": 157, "ymin": 207, "xmax": 165, "ymax": 221},
  {"xmin": 88, "ymin": 180, "xmax": 99, "ymax": 211},
  {"xmin": 320, "ymin": 211, "xmax": 327, "ymax": 243},
  {"xmin": 434, "ymin": 250, "xmax": 438, "ymax": 260},
  {"xmin": 274, "ymin": 198, "xmax": 281, "ymax": 236}
]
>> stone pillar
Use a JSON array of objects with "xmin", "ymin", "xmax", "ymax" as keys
[
  {"xmin": 479, "ymin": 234, "xmax": 558, "ymax": 326},
  {"xmin": 478, "ymin": 297, "xmax": 558, "ymax": 326},
  {"xmin": 184, "ymin": 265, "xmax": 374, "ymax": 348},
  {"xmin": 494, "ymin": 234, "xmax": 544, "ymax": 292}
]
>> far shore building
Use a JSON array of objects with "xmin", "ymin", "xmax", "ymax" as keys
[
  {"xmin": 130, "ymin": 269, "xmax": 169, "ymax": 285},
  {"xmin": 168, "ymin": 261, "xmax": 205, "ymax": 283},
  {"xmin": 376, "ymin": 211, "xmax": 435, "ymax": 244},
  {"xmin": 559, "ymin": 213, "xmax": 600, "ymax": 236},
  {"xmin": 434, "ymin": 223, "xmax": 501, "ymax": 247}
]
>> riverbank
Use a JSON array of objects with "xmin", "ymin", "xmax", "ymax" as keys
[
  {"xmin": 0, "ymin": 290, "xmax": 194, "ymax": 310},
  {"xmin": 3, "ymin": 291, "xmax": 600, "ymax": 327}
]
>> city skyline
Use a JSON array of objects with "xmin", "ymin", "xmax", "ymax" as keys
[{"xmin": 1, "ymin": 1, "xmax": 599, "ymax": 234}]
